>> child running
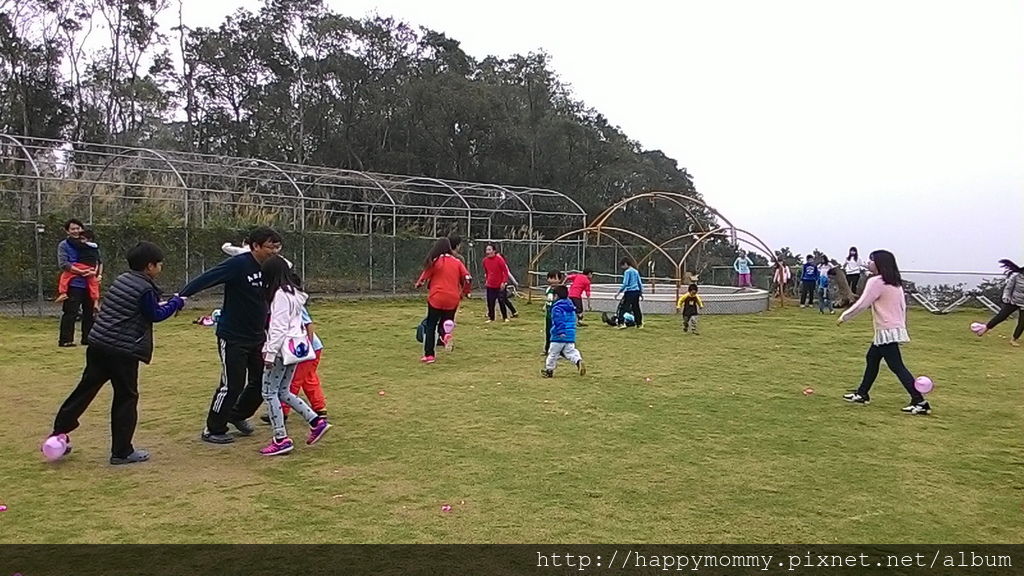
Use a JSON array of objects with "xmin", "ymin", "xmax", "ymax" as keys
[
  {"xmin": 676, "ymin": 283, "xmax": 704, "ymax": 334},
  {"xmin": 973, "ymin": 258, "xmax": 1023, "ymax": 347},
  {"xmin": 415, "ymin": 237, "xmax": 472, "ymax": 364},
  {"xmin": 47, "ymin": 242, "xmax": 185, "ymax": 465},
  {"xmin": 839, "ymin": 250, "xmax": 931, "ymax": 415},
  {"xmin": 565, "ymin": 268, "xmax": 593, "ymax": 325},
  {"xmin": 56, "ymin": 229, "xmax": 102, "ymax": 306},
  {"xmin": 543, "ymin": 270, "xmax": 564, "ymax": 354},
  {"xmin": 261, "ymin": 272, "xmax": 327, "ymax": 423},
  {"xmin": 542, "ymin": 285, "xmax": 586, "ymax": 377},
  {"xmin": 258, "ymin": 255, "xmax": 332, "ymax": 455}
]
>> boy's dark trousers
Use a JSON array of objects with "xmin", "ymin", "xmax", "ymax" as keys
[
  {"xmin": 544, "ymin": 315, "xmax": 552, "ymax": 353},
  {"xmin": 52, "ymin": 345, "xmax": 140, "ymax": 458},
  {"xmin": 800, "ymin": 280, "xmax": 816, "ymax": 305},
  {"xmin": 206, "ymin": 338, "xmax": 267, "ymax": 435},
  {"xmin": 621, "ymin": 290, "xmax": 644, "ymax": 326}
]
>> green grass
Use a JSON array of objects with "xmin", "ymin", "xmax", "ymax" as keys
[{"xmin": 0, "ymin": 299, "xmax": 1020, "ymax": 543}]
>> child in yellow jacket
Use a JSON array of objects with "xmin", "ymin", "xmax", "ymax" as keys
[{"xmin": 676, "ymin": 283, "xmax": 704, "ymax": 334}]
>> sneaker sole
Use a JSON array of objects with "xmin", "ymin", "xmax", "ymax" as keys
[
  {"xmin": 201, "ymin": 434, "xmax": 235, "ymax": 445},
  {"xmin": 261, "ymin": 445, "xmax": 294, "ymax": 456},
  {"xmin": 307, "ymin": 423, "xmax": 332, "ymax": 446},
  {"xmin": 110, "ymin": 456, "xmax": 150, "ymax": 465},
  {"xmin": 843, "ymin": 398, "xmax": 870, "ymax": 404}
]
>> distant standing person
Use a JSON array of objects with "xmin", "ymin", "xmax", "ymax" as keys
[
  {"xmin": 57, "ymin": 219, "xmax": 98, "ymax": 347},
  {"xmin": 178, "ymin": 227, "xmax": 283, "ymax": 445},
  {"xmin": 973, "ymin": 259, "xmax": 1023, "ymax": 347},
  {"xmin": 616, "ymin": 258, "xmax": 644, "ymax": 329},
  {"xmin": 482, "ymin": 244, "xmax": 514, "ymax": 323},
  {"xmin": 799, "ymin": 255, "xmax": 819, "ymax": 308},
  {"xmin": 842, "ymin": 247, "xmax": 866, "ymax": 293},
  {"xmin": 734, "ymin": 250, "xmax": 754, "ymax": 287}
]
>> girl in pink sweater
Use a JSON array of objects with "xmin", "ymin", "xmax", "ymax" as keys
[{"xmin": 838, "ymin": 250, "xmax": 931, "ymax": 415}]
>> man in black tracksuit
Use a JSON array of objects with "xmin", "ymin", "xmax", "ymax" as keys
[
  {"xmin": 50, "ymin": 242, "xmax": 184, "ymax": 465},
  {"xmin": 178, "ymin": 227, "xmax": 282, "ymax": 444}
]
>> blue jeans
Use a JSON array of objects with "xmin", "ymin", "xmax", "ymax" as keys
[{"xmin": 818, "ymin": 287, "xmax": 832, "ymax": 313}]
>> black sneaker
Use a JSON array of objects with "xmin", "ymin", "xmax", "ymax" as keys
[
  {"xmin": 316, "ymin": 410, "xmax": 328, "ymax": 417},
  {"xmin": 230, "ymin": 419, "xmax": 254, "ymax": 436},
  {"xmin": 58, "ymin": 342, "xmax": 77, "ymax": 348},
  {"xmin": 540, "ymin": 369, "xmax": 554, "ymax": 378},
  {"xmin": 843, "ymin": 393, "xmax": 870, "ymax": 404},
  {"xmin": 903, "ymin": 401, "xmax": 932, "ymax": 415},
  {"xmin": 201, "ymin": 429, "xmax": 235, "ymax": 444},
  {"xmin": 577, "ymin": 360, "xmax": 586, "ymax": 376},
  {"xmin": 110, "ymin": 449, "xmax": 150, "ymax": 465}
]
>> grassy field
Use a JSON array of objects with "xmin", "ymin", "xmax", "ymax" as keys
[{"xmin": 0, "ymin": 298, "xmax": 1020, "ymax": 544}]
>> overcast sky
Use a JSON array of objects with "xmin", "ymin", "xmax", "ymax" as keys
[{"xmin": 179, "ymin": 0, "xmax": 1022, "ymax": 273}]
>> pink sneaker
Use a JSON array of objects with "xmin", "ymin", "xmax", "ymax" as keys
[
  {"xmin": 306, "ymin": 418, "xmax": 332, "ymax": 445},
  {"xmin": 420, "ymin": 355, "xmax": 436, "ymax": 364},
  {"xmin": 259, "ymin": 437, "xmax": 294, "ymax": 456}
]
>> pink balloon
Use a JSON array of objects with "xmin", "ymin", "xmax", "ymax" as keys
[
  {"xmin": 442, "ymin": 320, "xmax": 455, "ymax": 334},
  {"xmin": 41, "ymin": 435, "xmax": 66, "ymax": 461},
  {"xmin": 914, "ymin": 376, "xmax": 934, "ymax": 394}
]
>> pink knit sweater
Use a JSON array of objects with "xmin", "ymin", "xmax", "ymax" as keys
[{"xmin": 839, "ymin": 275, "xmax": 910, "ymax": 344}]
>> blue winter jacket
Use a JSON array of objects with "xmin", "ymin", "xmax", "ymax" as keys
[{"xmin": 549, "ymin": 298, "xmax": 578, "ymax": 343}]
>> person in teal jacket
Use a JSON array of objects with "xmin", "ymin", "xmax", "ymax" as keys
[{"xmin": 615, "ymin": 258, "xmax": 644, "ymax": 328}]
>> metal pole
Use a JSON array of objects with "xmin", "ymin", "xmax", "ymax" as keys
[{"xmin": 35, "ymin": 222, "xmax": 44, "ymax": 316}]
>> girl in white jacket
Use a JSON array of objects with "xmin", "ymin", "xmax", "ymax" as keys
[{"xmin": 259, "ymin": 255, "xmax": 331, "ymax": 456}]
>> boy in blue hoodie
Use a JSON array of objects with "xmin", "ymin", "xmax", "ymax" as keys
[
  {"xmin": 799, "ymin": 254, "xmax": 818, "ymax": 308},
  {"xmin": 542, "ymin": 285, "xmax": 586, "ymax": 378}
]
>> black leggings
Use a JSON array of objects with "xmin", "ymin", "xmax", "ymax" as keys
[
  {"xmin": 986, "ymin": 302, "xmax": 1024, "ymax": 340},
  {"xmin": 846, "ymin": 273, "xmax": 861, "ymax": 293},
  {"xmin": 857, "ymin": 342, "xmax": 923, "ymax": 404},
  {"xmin": 485, "ymin": 287, "xmax": 517, "ymax": 320},
  {"xmin": 423, "ymin": 305, "xmax": 457, "ymax": 357}
]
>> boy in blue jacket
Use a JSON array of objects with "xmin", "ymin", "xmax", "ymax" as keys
[
  {"xmin": 542, "ymin": 285, "xmax": 586, "ymax": 378},
  {"xmin": 799, "ymin": 254, "xmax": 819, "ymax": 308}
]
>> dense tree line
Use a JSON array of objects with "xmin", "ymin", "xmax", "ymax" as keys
[{"xmin": 0, "ymin": 0, "xmax": 727, "ymax": 243}]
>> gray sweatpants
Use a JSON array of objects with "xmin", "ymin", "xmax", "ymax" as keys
[
  {"xmin": 262, "ymin": 356, "xmax": 318, "ymax": 440},
  {"xmin": 683, "ymin": 314, "xmax": 699, "ymax": 333},
  {"xmin": 545, "ymin": 342, "xmax": 582, "ymax": 371}
]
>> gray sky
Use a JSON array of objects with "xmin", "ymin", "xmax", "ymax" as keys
[{"xmin": 180, "ymin": 0, "xmax": 1023, "ymax": 274}]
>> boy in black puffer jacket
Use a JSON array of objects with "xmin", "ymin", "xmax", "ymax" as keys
[{"xmin": 46, "ymin": 242, "xmax": 185, "ymax": 465}]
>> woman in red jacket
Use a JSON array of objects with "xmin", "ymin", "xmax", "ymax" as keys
[
  {"xmin": 482, "ymin": 243, "xmax": 517, "ymax": 322},
  {"xmin": 415, "ymin": 236, "xmax": 472, "ymax": 364}
]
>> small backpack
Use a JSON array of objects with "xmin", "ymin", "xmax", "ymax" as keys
[{"xmin": 415, "ymin": 317, "xmax": 428, "ymax": 343}]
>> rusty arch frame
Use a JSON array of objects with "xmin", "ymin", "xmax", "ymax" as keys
[{"xmin": 527, "ymin": 225, "xmax": 680, "ymax": 302}]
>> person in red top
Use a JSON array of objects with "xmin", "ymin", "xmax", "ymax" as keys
[
  {"xmin": 482, "ymin": 243, "xmax": 517, "ymax": 323},
  {"xmin": 415, "ymin": 236, "xmax": 472, "ymax": 364},
  {"xmin": 566, "ymin": 268, "xmax": 594, "ymax": 325}
]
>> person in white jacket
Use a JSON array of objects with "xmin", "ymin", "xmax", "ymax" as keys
[{"xmin": 258, "ymin": 255, "xmax": 331, "ymax": 455}]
